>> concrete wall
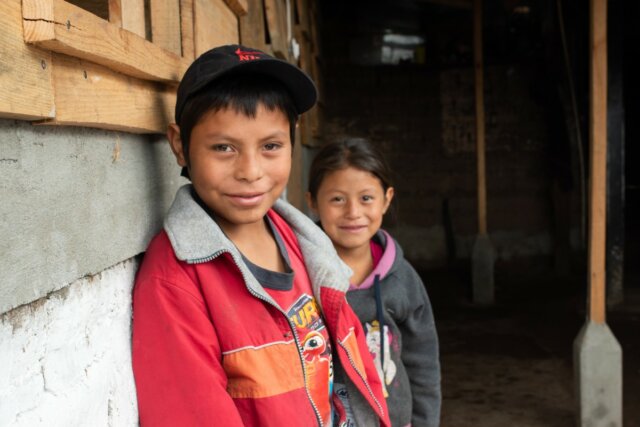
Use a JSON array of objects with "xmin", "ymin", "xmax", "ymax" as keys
[
  {"xmin": 0, "ymin": 119, "xmax": 181, "ymax": 313},
  {"xmin": 0, "ymin": 260, "xmax": 139, "ymax": 426},
  {"xmin": 0, "ymin": 119, "xmax": 182, "ymax": 424}
]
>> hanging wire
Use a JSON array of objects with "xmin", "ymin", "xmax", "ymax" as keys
[{"xmin": 557, "ymin": 0, "xmax": 586, "ymax": 249}]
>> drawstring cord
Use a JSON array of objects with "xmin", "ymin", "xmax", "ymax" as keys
[{"xmin": 373, "ymin": 274, "xmax": 385, "ymax": 375}]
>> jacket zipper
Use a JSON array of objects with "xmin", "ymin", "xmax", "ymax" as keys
[
  {"xmin": 338, "ymin": 340, "xmax": 385, "ymax": 418},
  {"xmin": 189, "ymin": 251, "xmax": 324, "ymax": 426}
]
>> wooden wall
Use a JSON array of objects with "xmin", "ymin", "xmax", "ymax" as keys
[{"xmin": 1, "ymin": 0, "xmax": 323, "ymax": 138}]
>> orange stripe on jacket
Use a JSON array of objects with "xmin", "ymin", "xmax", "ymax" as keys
[{"xmin": 223, "ymin": 341, "xmax": 305, "ymax": 398}]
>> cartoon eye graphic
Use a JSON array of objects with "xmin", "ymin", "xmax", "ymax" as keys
[
  {"xmin": 302, "ymin": 331, "xmax": 327, "ymax": 360},
  {"xmin": 305, "ymin": 337, "xmax": 323, "ymax": 350}
]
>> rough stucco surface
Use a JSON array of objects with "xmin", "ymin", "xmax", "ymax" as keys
[
  {"xmin": 0, "ymin": 119, "xmax": 183, "ymax": 313},
  {"xmin": 0, "ymin": 259, "xmax": 139, "ymax": 426}
]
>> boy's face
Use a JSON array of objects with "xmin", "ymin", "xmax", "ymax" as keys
[{"xmin": 168, "ymin": 104, "xmax": 292, "ymax": 235}]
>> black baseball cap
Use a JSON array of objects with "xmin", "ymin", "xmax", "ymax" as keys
[{"xmin": 175, "ymin": 44, "xmax": 318, "ymax": 123}]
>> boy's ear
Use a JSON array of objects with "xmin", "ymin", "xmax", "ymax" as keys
[
  {"xmin": 167, "ymin": 123, "xmax": 187, "ymax": 167},
  {"xmin": 383, "ymin": 187, "xmax": 395, "ymax": 214},
  {"xmin": 305, "ymin": 192, "xmax": 317, "ymax": 213}
]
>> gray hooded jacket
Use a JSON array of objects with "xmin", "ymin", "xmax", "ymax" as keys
[{"xmin": 346, "ymin": 230, "xmax": 441, "ymax": 427}]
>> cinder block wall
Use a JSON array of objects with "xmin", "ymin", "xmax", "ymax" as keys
[
  {"xmin": 0, "ymin": 119, "xmax": 182, "ymax": 425},
  {"xmin": 322, "ymin": 53, "xmax": 564, "ymax": 270}
]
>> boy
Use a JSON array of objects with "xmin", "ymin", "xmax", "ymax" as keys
[{"xmin": 131, "ymin": 44, "xmax": 390, "ymax": 427}]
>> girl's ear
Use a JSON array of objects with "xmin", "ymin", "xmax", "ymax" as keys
[
  {"xmin": 383, "ymin": 186, "xmax": 395, "ymax": 214},
  {"xmin": 167, "ymin": 123, "xmax": 187, "ymax": 167},
  {"xmin": 305, "ymin": 192, "xmax": 317, "ymax": 214}
]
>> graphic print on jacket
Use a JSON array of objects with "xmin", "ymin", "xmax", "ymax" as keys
[
  {"xmin": 286, "ymin": 294, "xmax": 333, "ymax": 425},
  {"xmin": 365, "ymin": 320, "xmax": 397, "ymax": 397}
]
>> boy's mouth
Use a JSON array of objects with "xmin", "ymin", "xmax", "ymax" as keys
[{"xmin": 226, "ymin": 192, "xmax": 265, "ymax": 207}]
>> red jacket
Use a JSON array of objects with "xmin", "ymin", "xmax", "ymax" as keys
[{"xmin": 132, "ymin": 186, "xmax": 390, "ymax": 426}]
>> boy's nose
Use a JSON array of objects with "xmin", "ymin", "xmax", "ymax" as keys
[{"xmin": 235, "ymin": 153, "xmax": 263, "ymax": 182}]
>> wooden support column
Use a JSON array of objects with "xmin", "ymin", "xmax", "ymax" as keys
[
  {"xmin": 574, "ymin": 1, "xmax": 622, "ymax": 425},
  {"xmin": 470, "ymin": 0, "xmax": 494, "ymax": 305},
  {"xmin": 588, "ymin": 0, "xmax": 608, "ymax": 324}
]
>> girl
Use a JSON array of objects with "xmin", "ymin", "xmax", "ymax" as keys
[{"xmin": 307, "ymin": 138, "xmax": 441, "ymax": 427}]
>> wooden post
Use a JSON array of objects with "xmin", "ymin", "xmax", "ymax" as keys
[
  {"xmin": 470, "ymin": 0, "xmax": 494, "ymax": 305},
  {"xmin": 588, "ymin": 0, "xmax": 607, "ymax": 324},
  {"xmin": 474, "ymin": 0, "xmax": 486, "ymax": 235}
]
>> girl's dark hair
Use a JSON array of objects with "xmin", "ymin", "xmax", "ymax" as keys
[
  {"xmin": 178, "ymin": 72, "xmax": 299, "ymax": 178},
  {"xmin": 308, "ymin": 138, "xmax": 393, "ymax": 200}
]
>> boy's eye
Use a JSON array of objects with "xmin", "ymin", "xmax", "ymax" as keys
[
  {"xmin": 330, "ymin": 196, "xmax": 345, "ymax": 203},
  {"xmin": 212, "ymin": 144, "xmax": 233, "ymax": 152}
]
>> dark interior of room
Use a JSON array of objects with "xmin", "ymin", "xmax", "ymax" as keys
[{"xmin": 317, "ymin": 1, "xmax": 638, "ymax": 425}]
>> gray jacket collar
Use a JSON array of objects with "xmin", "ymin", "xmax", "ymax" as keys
[{"xmin": 164, "ymin": 185, "xmax": 352, "ymax": 308}]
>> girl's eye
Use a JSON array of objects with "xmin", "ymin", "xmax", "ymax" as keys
[
  {"xmin": 264, "ymin": 142, "xmax": 282, "ymax": 151},
  {"xmin": 362, "ymin": 195, "xmax": 374, "ymax": 202}
]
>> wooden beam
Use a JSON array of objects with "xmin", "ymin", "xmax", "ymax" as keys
[
  {"xmin": 474, "ymin": 0, "xmax": 487, "ymax": 235},
  {"xmin": 121, "ymin": 0, "xmax": 146, "ymax": 38},
  {"xmin": 42, "ymin": 53, "xmax": 175, "ymax": 133},
  {"xmin": 194, "ymin": 0, "xmax": 239, "ymax": 56},
  {"xmin": 588, "ymin": 0, "xmax": 608, "ymax": 324},
  {"xmin": 149, "ymin": 0, "xmax": 182, "ymax": 55},
  {"xmin": 22, "ymin": 0, "xmax": 188, "ymax": 83},
  {"xmin": 0, "ymin": 0, "xmax": 54, "ymax": 120},
  {"xmin": 239, "ymin": 0, "xmax": 269, "ymax": 52},
  {"xmin": 223, "ymin": 0, "xmax": 249, "ymax": 16},
  {"xmin": 180, "ymin": 0, "xmax": 195, "ymax": 60}
]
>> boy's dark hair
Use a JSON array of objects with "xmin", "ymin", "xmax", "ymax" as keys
[
  {"xmin": 308, "ymin": 138, "xmax": 394, "ymax": 201},
  {"xmin": 178, "ymin": 73, "xmax": 299, "ymax": 178}
]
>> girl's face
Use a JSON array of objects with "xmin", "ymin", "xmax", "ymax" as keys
[{"xmin": 309, "ymin": 167, "xmax": 394, "ymax": 256}]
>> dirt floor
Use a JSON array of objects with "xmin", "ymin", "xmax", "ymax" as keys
[{"xmin": 421, "ymin": 263, "xmax": 640, "ymax": 427}]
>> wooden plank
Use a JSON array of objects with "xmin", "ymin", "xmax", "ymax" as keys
[
  {"xmin": 180, "ymin": 0, "xmax": 195, "ymax": 60},
  {"xmin": 588, "ymin": 0, "xmax": 607, "ymax": 323},
  {"xmin": 294, "ymin": 0, "xmax": 309, "ymax": 35},
  {"xmin": 264, "ymin": 0, "xmax": 288, "ymax": 59},
  {"xmin": 23, "ymin": 0, "xmax": 188, "ymax": 83},
  {"xmin": 108, "ymin": 0, "xmax": 123, "ymax": 27},
  {"xmin": 43, "ymin": 53, "xmax": 175, "ymax": 133},
  {"xmin": 0, "ymin": 0, "xmax": 54, "ymax": 120},
  {"xmin": 121, "ymin": 0, "xmax": 146, "ymax": 38},
  {"xmin": 239, "ymin": 0, "xmax": 268, "ymax": 52},
  {"xmin": 473, "ymin": 0, "xmax": 487, "ymax": 235},
  {"xmin": 223, "ymin": 0, "xmax": 248, "ymax": 16},
  {"xmin": 194, "ymin": 0, "xmax": 239, "ymax": 56},
  {"xmin": 150, "ymin": 0, "xmax": 182, "ymax": 55}
]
